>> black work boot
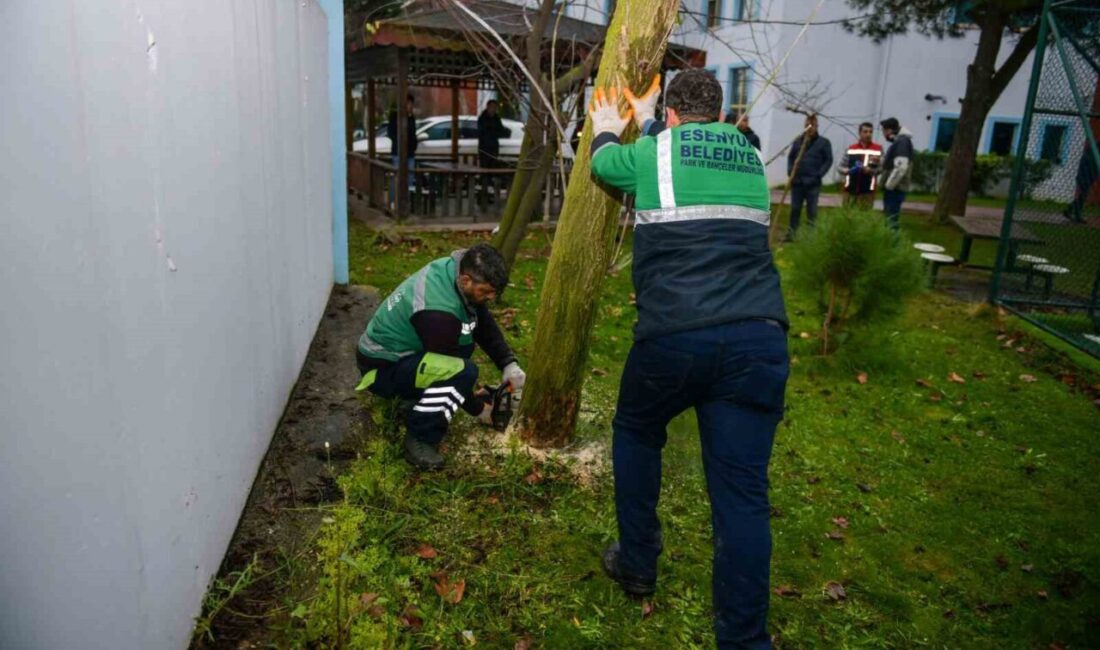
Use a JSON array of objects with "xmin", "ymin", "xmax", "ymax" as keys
[
  {"xmin": 602, "ymin": 541, "xmax": 655, "ymax": 597},
  {"xmin": 403, "ymin": 433, "xmax": 444, "ymax": 471}
]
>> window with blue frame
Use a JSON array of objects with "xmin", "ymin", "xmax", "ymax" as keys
[
  {"xmin": 1039, "ymin": 123, "xmax": 1069, "ymax": 164},
  {"xmin": 987, "ymin": 118, "xmax": 1021, "ymax": 156},
  {"xmin": 733, "ymin": 0, "xmax": 753, "ymax": 21},
  {"xmin": 729, "ymin": 65, "xmax": 750, "ymax": 116},
  {"xmin": 706, "ymin": 0, "xmax": 721, "ymax": 27},
  {"xmin": 931, "ymin": 114, "xmax": 959, "ymax": 152}
]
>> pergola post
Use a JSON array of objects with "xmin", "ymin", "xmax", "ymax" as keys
[
  {"xmin": 344, "ymin": 83, "xmax": 354, "ymax": 152},
  {"xmin": 450, "ymin": 79, "xmax": 460, "ymax": 163},
  {"xmin": 395, "ymin": 49, "xmax": 410, "ymax": 218},
  {"xmin": 366, "ymin": 78, "xmax": 376, "ymax": 190}
]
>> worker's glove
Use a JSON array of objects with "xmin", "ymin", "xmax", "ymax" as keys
[
  {"xmin": 588, "ymin": 87, "xmax": 633, "ymax": 138},
  {"xmin": 502, "ymin": 362, "xmax": 526, "ymax": 394},
  {"xmin": 623, "ymin": 74, "xmax": 661, "ymax": 129}
]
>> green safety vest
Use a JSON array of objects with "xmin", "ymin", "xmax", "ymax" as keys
[{"xmin": 358, "ymin": 251, "xmax": 477, "ymax": 363}]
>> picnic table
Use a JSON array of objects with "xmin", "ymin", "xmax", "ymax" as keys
[{"xmin": 949, "ymin": 215, "xmax": 1043, "ymax": 267}]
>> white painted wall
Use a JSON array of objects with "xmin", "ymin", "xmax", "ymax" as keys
[{"xmin": 0, "ymin": 1, "xmax": 333, "ymax": 648}]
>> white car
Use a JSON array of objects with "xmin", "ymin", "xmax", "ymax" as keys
[{"xmin": 353, "ymin": 115, "xmax": 526, "ymax": 159}]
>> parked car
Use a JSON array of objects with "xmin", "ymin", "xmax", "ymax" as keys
[{"xmin": 353, "ymin": 115, "xmax": 525, "ymax": 159}]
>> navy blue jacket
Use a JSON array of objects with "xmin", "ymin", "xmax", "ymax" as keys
[{"xmin": 787, "ymin": 134, "xmax": 833, "ymax": 187}]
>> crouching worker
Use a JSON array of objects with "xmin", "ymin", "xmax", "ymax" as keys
[
  {"xmin": 589, "ymin": 70, "xmax": 789, "ymax": 649},
  {"xmin": 355, "ymin": 243, "xmax": 526, "ymax": 470}
]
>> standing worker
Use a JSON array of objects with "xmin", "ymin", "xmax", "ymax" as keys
[
  {"xmin": 588, "ymin": 69, "xmax": 790, "ymax": 649},
  {"xmin": 879, "ymin": 117, "xmax": 914, "ymax": 230},
  {"xmin": 785, "ymin": 114, "xmax": 833, "ymax": 237},
  {"xmin": 387, "ymin": 93, "xmax": 419, "ymax": 201},
  {"xmin": 354, "ymin": 244, "xmax": 526, "ymax": 470},
  {"xmin": 837, "ymin": 121, "xmax": 882, "ymax": 209}
]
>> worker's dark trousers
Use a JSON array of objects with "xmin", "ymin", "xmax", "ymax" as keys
[
  {"xmin": 882, "ymin": 189, "xmax": 906, "ymax": 230},
  {"xmin": 612, "ymin": 320, "xmax": 789, "ymax": 650},
  {"xmin": 788, "ymin": 183, "xmax": 820, "ymax": 234},
  {"xmin": 358, "ymin": 351, "xmax": 481, "ymax": 445}
]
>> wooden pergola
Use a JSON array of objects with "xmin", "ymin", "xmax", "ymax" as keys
[{"xmin": 345, "ymin": 0, "xmax": 705, "ymax": 220}]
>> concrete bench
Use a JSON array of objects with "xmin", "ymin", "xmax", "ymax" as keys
[
  {"xmin": 1025, "ymin": 263, "xmax": 1069, "ymax": 299},
  {"xmin": 913, "ymin": 242, "xmax": 946, "ymax": 254}
]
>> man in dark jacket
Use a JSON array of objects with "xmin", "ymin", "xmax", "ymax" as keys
[
  {"xmin": 725, "ymin": 111, "xmax": 762, "ymax": 150},
  {"xmin": 590, "ymin": 69, "xmax": 789, "ymax": 649},
  {"xmin": 786, "ymin": 114, "xmax": 833, "ymax": 236},
  {"xmin": 387, "ymin": 93, "xmax": 418, "ymax": 192},
  {"xmin": 477, "ymin": 100, "xmax": 509, "ymax": 169},
  {"xmin": 879, "ymin": 117, "xmax": 914, "ymax": 230}
]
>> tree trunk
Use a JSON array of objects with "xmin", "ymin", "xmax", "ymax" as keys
[
  {"xmin": 514, "ymin": 0, "xmax": 681, "ymax": 448},
  {"xmin": 932, "ymin": 10, "xmax": 1040, "ymax": 223}
]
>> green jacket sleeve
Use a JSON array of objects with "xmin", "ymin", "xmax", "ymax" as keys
[{"xmin": 590, "ymin": 134, "xmax": 638, "ymax": 194}]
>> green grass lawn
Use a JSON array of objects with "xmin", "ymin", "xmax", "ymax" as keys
[{"xmin": 266, "ymin": 216, "xmax": 1099, "ymax": 649}]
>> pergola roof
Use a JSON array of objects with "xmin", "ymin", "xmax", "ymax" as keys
[{"xmin": 345, "ymin": 0, "xmax": 706, "ymax": 89}]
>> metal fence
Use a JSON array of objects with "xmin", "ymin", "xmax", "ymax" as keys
[{"xmin": 991, "ymin": 0, "xmax": 1100, "ymax": 358}]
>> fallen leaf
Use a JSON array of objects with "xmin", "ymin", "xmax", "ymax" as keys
[
  {"xmin": 995, "ymin": 555, "xmax": 1009, "ymax": 570},
  {"xmin": 368, "ymin": 604, "xmax": 385, "ymax": 619},
  {"xmin": 824, "ymin": 582, "xmax": 847, "ymax": 601},
  {"xmin": 399, "ymin": 605, "xmax": 424, "ymax": 631},
  {"xmin": 832, "ymin": 516, "xmax": 850, "ymax": 528},
  {"xmin": 825, "ymin": 531, "xmax": 845, "ymax": 542},
  {"xmin": 891, "ymin": 430, "xmax": 907, "ymax": 444},
  {"xmin": 486, "ymin": 495, "xmax": 500, "ymax": 505},
  {"xmin": 856, "ymin": 371, "xmax": 868, "ymax": 385},
  {"xmin": 1016, "ymin": 346, "xmax": 1028, "ymax": 353},
  {"xmin": 857, "ymin": 483, "xmax": 873, "ymax": 493},
  {"xmin": 948, "ymin": 372, "xmax": 966, "ymax": 384},
  {"xmin": 523, "ymin": 274, "xmax": 535, "ymax": 290},
  {"xmin": 359, "ymin": 592, "xmax": 380, "ymax": 606},
  {"xmin": 523, "ymin": 466, "xmax": 543, "ymax": 485},
  {"xmin": 799, "ymin": 331, "xmax": 812, "ymax": 339},
  {"xmin": 1021, "ymin": 564, "xmax": 1035, "ymax": 573},
  {"xmin": 973, "ymin": 371, "xmax": 987, "ymax": 380},
  {"xmin": 591, "ymin": 367, "xmax": 609, "ymax": 377},
  {"xmin": 1037, "ymin": 590, "xmax": 1049, "ymax": 600},
  {"xmin": 774, "ymin": 584, "xmax": 801, "ymax": 597},
  {"xmin": 929, "ymin": 392, "xmax": 943, "ymax": 402},
  {"xmin": 641, "ymin": 600, "xmax": 655, "ymax": 619},
  {"xmin": 462, "ymin": 629, "xmax": 476, "ymax": 645},
  {"xmin": 943, "ymin": 609, "xmax": 956, "ymax": 619},
  {"xmin": 628, "ymin": 293, "xmax": 636, "ymax": 305},
  {"xmin": 916, "ymin": 378, "xmax": 933, "ymax": 388},
  {"xmin": 1020, "ymin": 374, "xmax": 1038, "ymax": 383},
  {"xmin": 514, "ymin": 637, "xmax": 534, "ymax": 650},
  {"xmin": 416, "ymin": 543, "xmax": 438, "ymax": 559},
  {"xmin": 806, "ymin": 476, "xmax": 821, "ymax": 485},
  {"xmin": 434, "ymin": 576, "xmax": 466, "ymax": 604}
]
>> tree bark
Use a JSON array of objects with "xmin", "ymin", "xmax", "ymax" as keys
[
  {"xmin": 514, "ymin": 0, "xmax": 681, "ymax": 449},
  {"xmin": 932, "ymin": 12, "xmax": 1040, "ymax": 222}
]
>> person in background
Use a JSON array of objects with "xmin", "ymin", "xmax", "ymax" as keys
[
  {"xmin": 387, "ymin": 93, "xmax": 418, "ymax": 198},
  {"xmin": 837, "ymin": 121, "xmax": 882, "ymax": 210},
  {"xmin": 725, "ymin": 111, "xmax": 762, "ymax": 150},
  {"xmin": 1065, "ymin": 138, "xmax": 1099, "ymax": 223},
  {"xmin": 786, "ymin": 114, "xmax": 833, "ymax": 238},
  {"xmin": 879, "ymin": 117, "xmax": 914, "ymax": 230},
  {"xmin": 477, "ymin": 100, "xmax": 509, "ymax": 169}
]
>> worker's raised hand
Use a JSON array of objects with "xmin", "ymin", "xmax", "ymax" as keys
[
  {"xmin": 588, "ymin": 87, "xmax": 633, "ymax": 138},
  {"xmin": 622, "ymin": 74, "xmax": 661, "ymax": 129}
]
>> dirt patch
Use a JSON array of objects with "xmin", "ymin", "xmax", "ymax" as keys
[{"xmin": 190, "ymin": 285, "xmax": 378, "ymax": 649}]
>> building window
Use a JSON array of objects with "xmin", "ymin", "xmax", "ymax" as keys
[
  {"xmin": 987, "ymin": 118, "xmax": 1021, "ymax": 156},
  {"xmin": 931, "ymin": 115, "xmax": 959, "ymax": 152},
  {"xmin": 734, "ymin": 0, "xmax": 752, "ymax": 21},
  {"xmin": 1039, "ymin": 123, "xmax": 1069, "ymax": 164},
  {"xmin": 729, "ymin": 65, "xmax": 750, "ymax": 116},
  {"xmin": 707, "ymin": 0, "xmax": 721, "ymax": 28}
]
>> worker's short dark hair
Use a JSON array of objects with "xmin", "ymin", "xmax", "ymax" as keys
[
  {"xmin": 460, "ymin": 243, "xmax": 509, "ymax": 293},
  {"xmin": 859, "ymin": 121, "xmax": 873, "ymax": 130},
  {"xmin": 880, "ymin": 117, "xmax": 900, "ymax": 131},
  {"xmin": 487, "ymin": 99, "xmax": 499, "ymax": 106},
  {"xmin": 665, "ymin": 69, "xmax": 723, "ymax": 121}
]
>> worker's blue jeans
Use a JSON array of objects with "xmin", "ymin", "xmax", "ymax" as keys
[
  {"xmin": 612, "ymin": 320, "xmax": 789, "ymax": 650},
  {"xmin": 883, "ymin": 189, "xmax": 906, "ymax": 230}
]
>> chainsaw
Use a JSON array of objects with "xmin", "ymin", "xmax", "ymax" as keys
[{"xmin": 478, "ymin": 382, "xmax": 516, "ymax": 431}]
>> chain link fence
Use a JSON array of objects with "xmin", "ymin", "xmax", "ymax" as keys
[{"xmin": 991, "ymin": 0, "xmax": 1100, "ymax": 358}]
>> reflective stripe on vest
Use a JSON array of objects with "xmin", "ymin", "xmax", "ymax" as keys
[
  {"xmin": 656, "ymin": 129, "xmax": 676, "ymax": 209},
  {"xmin": 635, "ymin": 204, "xmax": 770, "ymax": 227}
]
